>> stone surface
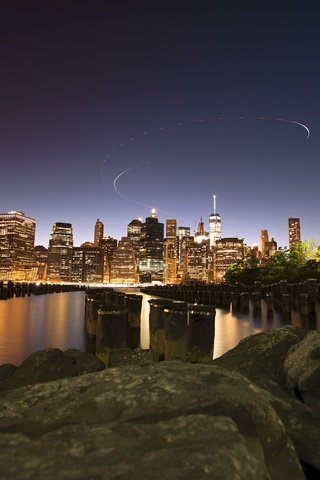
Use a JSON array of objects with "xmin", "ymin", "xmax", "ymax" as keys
[
  {"xmin": 0, "ymin": 363, "xmax": 17, "ymax": 383},
  {"xmin": 108, "ymin": 347, "xmax": 159, "ymax": 367},
  {"xmin": 278, "ymin": 330, "xmax": 320, "ymax": 405},
  {"xmin": 0, "ymin": 362, "xmax": 305, "ymax": 480},
  {"xmin": 213, "ymin": 324, "xmax": 306, "ymax": 383},
  {"xmin": 212, "ymin": 326, "xmax": 320, "ymax": 473},
  {"xmin": 0, "ymin": 348, "xmax": 105, "ymax": 391}
]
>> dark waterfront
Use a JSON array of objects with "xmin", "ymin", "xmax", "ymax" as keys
[{"xmin": 0, "ymin": 290, "xmax": 319, "ymax": 366}]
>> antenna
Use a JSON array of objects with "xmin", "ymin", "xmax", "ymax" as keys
[{"xmin": 213, "ymin": 194, "xmax": 216, "ymax": 215}]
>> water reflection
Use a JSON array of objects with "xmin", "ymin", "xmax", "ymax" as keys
[
  {"xmin": 0, "ymin": 290, "xmax": 319, "ymax": 365},
  {"xmin": 0, "ymin": 292, "xmax": 86, "ymax": 365}
]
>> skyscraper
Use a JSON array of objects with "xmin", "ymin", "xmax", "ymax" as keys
[
  {"xmin": 127, "ymin": 218, "xmax": 143, "ymax": 262},
  {"xmin": 184, "ymin": 236, "xmax": 211, "ymax": 283},
  {"xmin": 94, "ymin": 219, "xmax": 104, "ymax": 246},
  {"xmin": 47, "ymin": 222, "xmax": 74, "ymax": 281},
  {"xmin": 209, "ymin": 195, "xmax": 221, "ymax": 248},
  {"xmin": 212, "ymin": 238, "xmax": 244, "ymax": 282},
  {"xmin": 71, "ymin": 245, "xmax": 104, "ymax": 283},
  {"xmin": 110, "ymin": 237, "xmax": 139, "ymax": 284},
  {"xmin": 0, "ymin": 211, "xmax": 36, "ymax": 280},
  {"xmin": 260, "ymin": 229, "xmax": 269, "ymax": 258},
  {"xmin": 288, "ymin": 218, "xmax": 301, "ymax": 249},
  {"xmin": 139, "ymin": 208, "xmax": 164, "ymax": 282},
  {"xmin": 164, "ymin": 219, "xmax": 178, "ymax": 284}
]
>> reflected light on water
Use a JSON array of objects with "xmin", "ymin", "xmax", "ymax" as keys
[{"xmin": 0, "ymin": 291, "xmax": 319, "ymax": 366}]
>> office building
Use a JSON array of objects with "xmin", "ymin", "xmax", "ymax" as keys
[
  {"xmin": 288, "ymin": 218, "xmax": 301, "ymax": 249},
  {"xmin": 94, "ymin": 219, "xmax": 104, "ymax": 246},
  {"xmin": 127, "ymin": 218, "xmax": 143, "ymax": 262},
  {"xmin": 0, "ymin": 211, "xmax": 36, "ymax": 280},
  {"xmin": 164, "ymin": 219, "xmax": 178, "ymax": 284},
  {"xmin": 47, "ymin": 222, "xmax": 74, "ymax": 282},
  {"xmin": 110, "ymin": 237, "xmax": 139, "ymax": 284},
  {"xmin": 260, "ymin": 229, "xmax": 269, "ymax": 258},
  {"xmin": 212, "ymin": 238, "xmax": 244, "ymax": 282},
  {"xmin": 209, "ymin": 195, "xmax": 221, "ymax": 247},
  {"xmin": 33, "ymin": 245, "xmax": 48, "ymax": 280},
  {"xmin": 177, "ymin": 226, "xmax": 190, "ymax": 278},
  {"xmin": 100, "ymin": 236, "xmax": 117, "ymax": 283},
  {"xmin": 71, "ymin": 244, "xmax": 104, "ymax": 283},
  {"xmin": 194, "ymin": 218, "xmax": 209, "ymax": 244},
  {"xmin": 184, "ymin": 236, "xmax": 211, "ymax": 283},
  {"xmin": 268, "ymin": 237, "xmax": 278, "ymax": 256},
  {"xmin": 139, "ymin": 208, "xmax": 164, "ymax": 282}
]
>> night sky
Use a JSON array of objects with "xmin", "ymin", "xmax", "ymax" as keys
[{"xmin": 1, "ymin": 1, "xmax": 319, "ymax": 248}]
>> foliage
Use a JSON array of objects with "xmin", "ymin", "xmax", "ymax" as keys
[{"xmin": 225, "ymin": 241, "xmax": 320, "ymax": 285}]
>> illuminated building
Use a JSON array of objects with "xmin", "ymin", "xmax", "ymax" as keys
[
  {"xmin": 47, "ymin": 222, "xmax": 73, "ymax": 282},
  {"xmin": 268, "ymin": 237, "xmax": 278, "ymax": 256},
  {"xmin": 100, "ymin": 236, "xmax": 118, "ymax": 283},
  {"xmin": 184, "ymin": 236, "xmax": 211, "ymax": 283},
  {"xmin": 94, "ymin": 219, "xmax": 104, "ymax": 246},
  {"xmin": 209, "ymin": 195, "xmax": 221, "ymax": 247},
  {"xmin": 288, "ymin": 218, "xmax": 301, "ymax": 249},
  {"xmin": 213, "ymin": 238, "xmax": 244, "ymax": 282},
  {"xmin": 33, "ymin": 245, "xmax": 48, "ymax": 280},
  {"xmin": 260, "ymin": 229, "xmax": 269, "ymax": 258},
  {"xmin": 139, "ymin": 208, "xmax": 164, "ymax": 282},
  {"xmin": 127, "ymin": 218, "xmax": 143, "ymax": 262},
  {"xmin": 71, "ymin": 244, "xmax": 104, "ymax": 283},
  {"xmin": 0, "ymin": 211, "xmax": 36, "ymax": 280},
  {"xmin": 177, "ymin": 226, "xmax": 190, "ymax": 278},
  {"xmin": 164, "ymin": 219, "xmax": 178, "ymax": 284},
  {"xmin": 194, "ymin": 218, "xmax": 209, "ymax": 244},
  {"xmin": 110, "ymin": 237, "xmax": 139, "ymax": 284}
]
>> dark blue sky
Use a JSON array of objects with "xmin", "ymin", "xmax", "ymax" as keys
[{"xmin": 1, "ymin": 1, "xmax": 319, "ymax": 248}]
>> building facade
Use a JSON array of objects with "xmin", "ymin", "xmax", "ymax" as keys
[
  {"xmin": 100, "ymin": 236, "xmax": 118, "ymax": 283},
  {"xmin": 127, "ymin": 218, "xmax": 142, "ymax": 264},
  {"xmin": 163, "ymin": 219, "xmax": 178, "ymax": 284},
  {"xmin": 139, "ymin": 208, "xmax": 164, "ymax": 282},
  {"xmin": 212, "ymin": 237, "xmax": 244, "ymax": 282},
  {"xmin": 0, "ymin": 211, "xmax": 36, "ymax": 280},
  {"xmin": 260, "ymin": 229, "xmax": 269, "ymax": 258},
  {"xmin": 94, "ymin": 219, "xmax": 104, "ymax": 247},
  {"xmin": 71, "ymin": 244, "xmax": 104, "ymax": 283},
  {"xmin": 47, "ymin": 222, "xmax": 74, "ymax": 282},
  {"xmin": 288, "ymin": 218, "xmax": 301, "ymax": 249},
  {"xmin": 110, "ymin": 237, "xmax": 139, "ymax": 284}
]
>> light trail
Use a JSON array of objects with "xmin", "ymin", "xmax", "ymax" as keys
[{"xmin": 101, "ymin": 115, "xmax": 311, "ymax": 209}]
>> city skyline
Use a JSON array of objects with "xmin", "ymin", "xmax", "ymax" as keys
[
  {"xmin": 0, "ymin": 207, "xmax": 309, "ymax": 251},
  {"xmin": 1, "ymin": 2, "xmax": 319, "ymax": 248}
]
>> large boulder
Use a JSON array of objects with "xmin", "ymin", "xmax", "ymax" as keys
[
  {"xmin": 0, "ymin": 364, "xmax": 17, "ymax": 383},
  {"xmin": 213, "ymin": 326, "xmax": 320, "ymax": 473},
  {"xmin": 213, "ymin": 324, "xmax": 306, "ymax": 383},
  {"xmin": 278, "ymin": 330, "xmax": 320, "ymax": 405},
  {"xmin": 0, "ymin": 348, "xmax": 105, "ymax": 391},
  {"xmin": 0, "ymin": 362, "xmax": 305, "ymax": 480}
]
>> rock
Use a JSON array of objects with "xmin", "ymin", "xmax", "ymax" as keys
[
  {"xmin": 0, "ymin": 362, "xmax": 305, "ymax": 480},
  {"xmin": 0, "ymin": 364, "xmax": 17, "ymax": 383},
  {"xmin": 213, "ymin": 324, "xmax": 306, "ymax": 383},
  {"xmin": 0, "ymin": 348, "xmax": 105, "ymax": 391},
  {"xmin": 259, "ymin": 378, "xmax": 320, "ymax": 471},
  {"xmin": 108, "ymin": 347, "xmax": 160, "ymax": 367},
  {"xmin": 278, "ymin": 330, "xmax": 320, "ymax": 405},
  {"xmin": 213, "ymin": 326, "xmax": 320, "ymax": 473}
]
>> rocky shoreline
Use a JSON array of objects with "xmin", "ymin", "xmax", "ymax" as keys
[{"xmin": 0, "ymin": 325, "xmax": 319, "ymax": 479}]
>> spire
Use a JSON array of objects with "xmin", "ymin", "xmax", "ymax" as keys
[{"xmin": 151, "ymin": 207, "xmax": 157, "ymax": 218}]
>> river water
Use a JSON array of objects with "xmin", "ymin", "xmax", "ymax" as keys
[{"xmin": 0, "ymin": 290, "xmax": 319, "ymax": 366}]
